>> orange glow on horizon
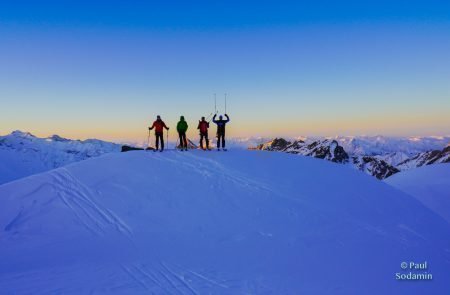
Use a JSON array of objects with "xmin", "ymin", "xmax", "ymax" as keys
[{"xmin": 2, "ymin": 109, "xmax": 449, "ymax": 145}]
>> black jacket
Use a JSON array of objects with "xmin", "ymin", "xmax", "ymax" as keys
[{"xmin": 212, "ymin": 114, "xmax": 230, "ymax": 135}]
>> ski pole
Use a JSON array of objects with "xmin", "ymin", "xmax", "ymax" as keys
[
  {"xmin": 147, "ymin": 129, "xmax": 151, "ymax": 149},
  {"xmin": 166, "ymin": 129, "xmax": 169, "ymax": 150},
  {"xmin": 225, "ymin": 93, "xmax": 227, "ymax": 114},
  {"xmin": 205, "ymin": 112, "xmax": 214, "ymax": 121}
]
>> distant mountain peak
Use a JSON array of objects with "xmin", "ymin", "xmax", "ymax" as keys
[
  {"xmin": 48, "ymin": 134, "xmax": 70, "ymax": 142},
  {"xmin": 10, "ymin": 130, "xmax": 36, "ymax": 138}
]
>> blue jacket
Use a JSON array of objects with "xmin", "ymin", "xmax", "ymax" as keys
[{"xmin": 212, "ymin": 114, "xmax": 230, "ymax": 135}]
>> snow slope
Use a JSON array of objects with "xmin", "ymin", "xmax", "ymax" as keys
[
  {"xmin": 0, "ymin": 131, "xmax": 121, "ymax": 185},
  {"xmin": 385, "ymin": 164, "xmax": 450, "ymax": 224},
  {"xmin": 1, "ymin": 151, "xmax": 450, "ymax": 294}
]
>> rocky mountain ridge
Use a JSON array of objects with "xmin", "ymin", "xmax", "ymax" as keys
[{"xmin": 254, "ymin": 138, "xmax": 449, "ymax": 179}]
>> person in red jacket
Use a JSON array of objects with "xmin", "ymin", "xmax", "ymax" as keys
[
  {"xmin": 149, "ymin": 115, "xmax": 169, "ymax": 152},
  {"xmin": 197, "ymin": 116, "xmax": 210, "ymax": 150}
]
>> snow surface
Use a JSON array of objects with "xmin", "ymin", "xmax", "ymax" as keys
[
  {"xmin": 1, "ymin": 150, "xmax": 449, "ymax": 294},
  {"xmin": 385, "ymin": 164, "xmax": 450, "ymax": 223}
]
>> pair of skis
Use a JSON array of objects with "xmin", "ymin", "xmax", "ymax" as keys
[{"xmin": 199, "ymin": 148, "xmax": 227, "ymax": 151}]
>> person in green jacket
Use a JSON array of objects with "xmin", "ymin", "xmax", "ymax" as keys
[{"xmin": 176, "ymin": 116, "xmax": 189, "ymax": 151}]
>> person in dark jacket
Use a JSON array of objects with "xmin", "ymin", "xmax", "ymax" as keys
[
  {"xmin": 149, "ymin": 115, "xmax": 169, "ymax": 152},
  {"xmin": 212, "ymin": 114, "xmax": 230, "ymax": 150},
  {"xmin": 197, "ymin": 116, "xmax": 210, "ymax": 150},
  {"xmin": 176, "ymin": 116, "xmax": 188, "ymax": 151}
]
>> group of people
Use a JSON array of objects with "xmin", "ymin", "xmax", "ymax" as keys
[{"xmin": 149, "ymin": 114, "xmax": 230, "ymax": 152}]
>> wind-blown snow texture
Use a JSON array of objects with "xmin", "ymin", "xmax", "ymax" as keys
[
  {"xmin": 386, "ymin": 164, "xmax": 450, "ymax": 224},
  {"xmin": 0, "ymin": 131, "xmax": 121, "ymax": 184},
  {"xmin": 1, "ymin": 151, "xmax": 449, "ymax": 294}
]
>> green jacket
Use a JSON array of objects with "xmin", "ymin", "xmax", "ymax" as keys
[{"xmin": 177, "ymin": 118, "xmax": 188, "ymax": 133}]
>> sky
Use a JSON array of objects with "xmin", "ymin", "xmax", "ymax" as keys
[{"xmin": 1, "ymin": 0, "xmax": 449, "ymax": 142}]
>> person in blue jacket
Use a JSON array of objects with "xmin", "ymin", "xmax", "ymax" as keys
[{"xmin": 212, "ymin": 114, "xmax": 230, "ymax": 151}]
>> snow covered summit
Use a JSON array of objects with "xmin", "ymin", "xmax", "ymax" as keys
[{"xmin": 0, "ymin": 150, "xmax": 449, "ymax": 294}]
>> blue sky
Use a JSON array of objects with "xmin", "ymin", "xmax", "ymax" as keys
[{"xmin": 1, "ymin": 1, "xmax": 449, "ymax": 141}]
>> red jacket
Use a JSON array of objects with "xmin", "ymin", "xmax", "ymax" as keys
[
  {"xmin": 151, "ymin": 120, "xmax": 168, "ymax": 133},
  {"xmin": 197, "ymin": 121, "xmax": 209, "ymax": 133}
]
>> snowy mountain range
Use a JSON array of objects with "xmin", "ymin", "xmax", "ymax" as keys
[
  {"xmin": 0, "ymin": 131, "xmax": 121, "ymax": 184},
  {"xmin": 1, "ymin": 131, "xmax": 449, "ymax": 184},
  {"xmin": 253, "ymin": 136, "xmax": 450, "ymax": 179},
  {"xmin": 333, "ymin": 135, "xmax": 450, "ymax": 155}
]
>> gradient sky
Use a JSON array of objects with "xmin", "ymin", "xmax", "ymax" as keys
[{"xmin": 1, "ymin": 1, "xmax": 450, "ymax": 142}]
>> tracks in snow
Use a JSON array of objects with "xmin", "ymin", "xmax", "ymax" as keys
[
  {"xmin": 152, "ymin": 152, "xmax": 273, "ymax": 193},
  {"xmin": 51, "ymin": 168, "xmax": 132, "ymax": 237},
  {"xmin": 121, "ymin": 261, "xmax": 233, "ymax": 294}
]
